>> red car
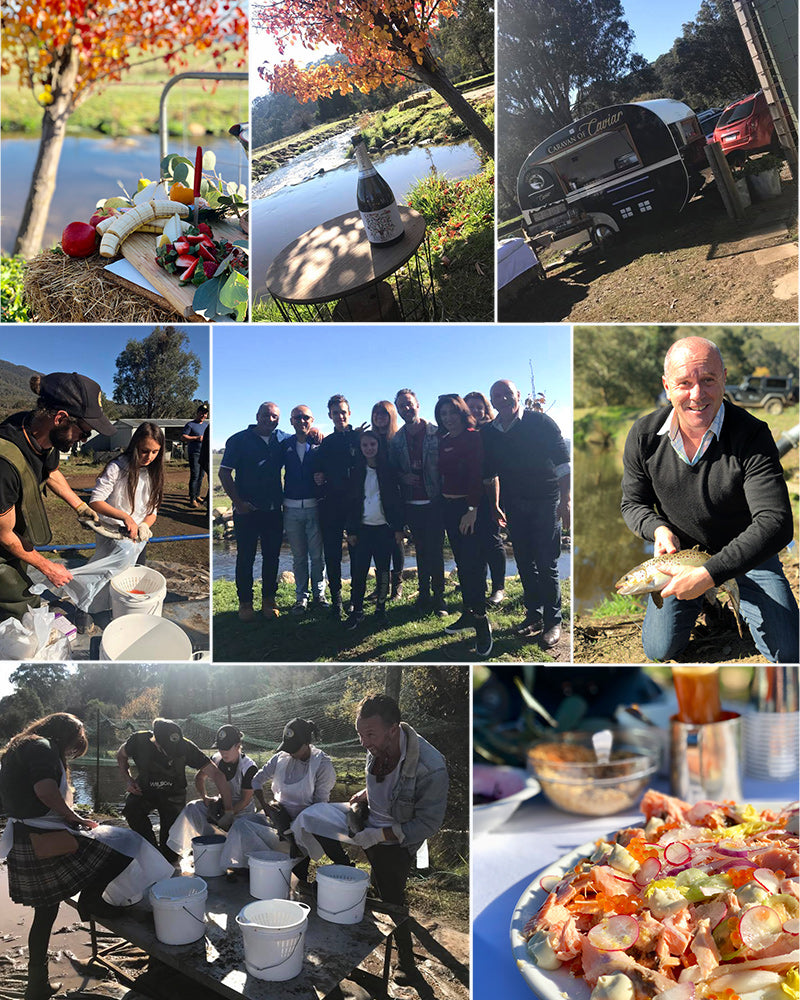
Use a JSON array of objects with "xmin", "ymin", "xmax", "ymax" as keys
[{"xmin": 712, "ymin": 90, "xmax": 783, "ymax": 160}]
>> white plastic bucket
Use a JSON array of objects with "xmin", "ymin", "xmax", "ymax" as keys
[
  {"xmin": 248, "ymin": 850, "xmax": 294, "ymax": 899},
  {"xmin": 236, "ymin": 899, "xmax": 310, "ymax": 981},
  {"xmin": 315, "ymin": 865, "xmax": 370, "ymax": 925},
  {"xmin": 149, "ymin": 875, "xmax": 207, "ymax": 945},
  {"xmin": 192, "ymin": 834, "xmax": 227, "ymax": 877},
  {"xmin": 110, "ymin": 566, "xmax": 167, "ymax": 618},
  {"xmin": 100, "ymin": 614, "xmax": 192, "ymax": 661}
]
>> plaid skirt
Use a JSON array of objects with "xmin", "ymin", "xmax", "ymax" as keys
[{"xmin": 7, "ymin": 823, "xmax": 125, "ymax": 907}]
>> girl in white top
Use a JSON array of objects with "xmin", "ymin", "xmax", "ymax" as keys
[{"xmin": 66, "ymin": 423, "xmax": 165, "ymax": 629}]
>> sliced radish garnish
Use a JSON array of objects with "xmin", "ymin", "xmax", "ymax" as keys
[
  {"xmin": 587, "ymin": 914, "xmax": 639, "ymax": 951},
  {"xmin": 782, "ymin": 917, "xmax": 799, "ymax": 935},
  {"xmin": 704, "ymin": 900, "xmax": 728, "ymax": 931},
  {"xmin": 664, "ymin": 842, "xmax": 692, "ymax": 866},
  {"xmin": 738, "ymin": 905, "xmax": 782, "ymax": 950},
  {"xmin": 753, "ymin": 868, "xmax": 781, "ymax": 894},
  {"xmin": 654, "ymin": 983, "xmax": 695, "ymax": 1000},
  {"xmin": 635, "ymin": 856, "xmax": 662, "ymax": 886},
  {"xmin": 539, "ymin": 874, "xmax": 560, "ymax": 893}
]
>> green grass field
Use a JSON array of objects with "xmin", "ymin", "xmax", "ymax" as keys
[{"xmin": 213, "ymin": 575, "xmax": 570, "ymax": 663}]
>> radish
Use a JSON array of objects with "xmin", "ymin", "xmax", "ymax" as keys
[
  {"xmin": 634, "ymin": 856, "xmax": 662, "ymax": 886},
  {"xmin": 738, "ymin": 905, "xmax": 782, "ymax": 950},
  {"xmin": 587, "ymin": 915, "xmax": 639, "ymax": 951},
  {"xmin": 539, "ymin": 875, "xmax": 560, "ymax": 893},
  {"xmin": 753, "ymin": 868, "xmax": 781, "ymax": 894},
  {"xmin": 702, "ymin": 900, "xmax": 728, "ymax": 930},
  {"xmin": 782, "ymin": 917, "xmax": 799, "ymax": 935},
  {"xmin": 664, "ymin": 842, "xmax": 691, "ymax": 866}
]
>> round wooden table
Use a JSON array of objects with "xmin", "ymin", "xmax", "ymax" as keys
[{"xmin": 264, "ymin": 206, "xmax": 436, "ymax": 321}]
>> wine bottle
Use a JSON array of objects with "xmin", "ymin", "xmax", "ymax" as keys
[{"xmin": 352, "ymin": 135, "xmax": 405, "ymax": 247}]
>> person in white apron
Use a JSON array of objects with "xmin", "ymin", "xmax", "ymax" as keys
[
  {"xmin": 166, "ymin": 724, "xmax": 258, "ymax": 858},
  {"xmin": 224, "ymin": 717, "xmax": 351, "ymax": 877},
  {"xmin": 291, "ymin": 693, "xmax": 448, "ymax": 987},
  {"xmin": 0, "ymin": 713, "xmax": 173, "ymax": 1000}
]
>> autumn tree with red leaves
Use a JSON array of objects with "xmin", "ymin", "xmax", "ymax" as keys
[
  {"xmin": 252, "ymin": 0, "xmax": 494, "ymax": 156},
  {"xmin": 1, "ymin": 0, "xmax": 248, "ymax": 258}
]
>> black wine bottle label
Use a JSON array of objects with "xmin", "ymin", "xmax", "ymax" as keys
[{"xmin": 353, "ymin": 138, "xmax": 405, "ymax": 245}]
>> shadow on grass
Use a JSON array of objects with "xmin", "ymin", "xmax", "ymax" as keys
[{"xmin": 213, "ymin": 577, "xmax": 568, "ymax": 663}]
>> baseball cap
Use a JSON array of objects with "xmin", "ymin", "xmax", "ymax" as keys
[
  {"xmin": 38, "ymin": 372, "xmax": 115, "ymax": 436},
  {"xmin": 213, "ymin": 724, "xmax": 243, "ymax": 750},
  {"xmin": 153, "ymin": 718, "xmax": 184, "ymax": 754},
  {"xmin": 277, "ymin": 718, "xmax": 315, "ymax": 754}
]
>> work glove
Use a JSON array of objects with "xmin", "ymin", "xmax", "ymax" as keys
[
  {"xmin": 216, "ymin": 810, "xmax": 235, "ymax": 832},
  {"xmin": 137, "ymin": 522, "xmax": 153, "ymax": 542},
  {"xmin": 205, "ymin": 797, "xmax": 224, "ymax": 822},
  {"xmin": 352, "ymin": 827, "xmax": 386, "ymax": 849},
  {"xmin": 76, "ymin": 501, "xmax": 99, "ymax": 523}
]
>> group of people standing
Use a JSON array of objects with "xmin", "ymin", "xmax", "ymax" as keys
[
  {"xmin": 0, "ymin": 693, "xmax": 446, "ymax": 993},
  {"xmin": 220, "ymin": 379, "xmax": 571, "ymax": 657}
]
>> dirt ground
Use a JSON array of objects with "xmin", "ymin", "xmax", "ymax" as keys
[
  {"xmin": 574, "ymin": 555, "xmax": 799, "ymax": 664},
  {"xmin": 0, "ymin": 851, "xmax": 468, "ymax": 1000},
  {"xmin": 500, "ymin": 164, "xmax": 798, "ymax": 323}
]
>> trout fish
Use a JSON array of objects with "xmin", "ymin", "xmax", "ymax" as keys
[{"xmin": 615, "ymin": 546, "xmax": 743, "ymax": 637}]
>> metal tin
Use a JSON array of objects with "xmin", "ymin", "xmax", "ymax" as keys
[{"xmin": 669, "ymin": 710, "xmax": 742, "ymax": 801}]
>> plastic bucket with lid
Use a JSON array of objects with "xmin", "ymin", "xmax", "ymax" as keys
[
  {"xmin": 149, "ymin": 875, "xmax": 207, "ymax": 945},
  {"xmin": 192, "ymin": 834, "xmax": 227, "ymax": 877},
  {"xmin": 110, "ymin": 566, "xmax": 167, "ymax": 619},
  {"xmin": 100, "ymin": 614, "xmax": 192, "ymax": 661},
  {"xmin": 248, "ymin": 850, "xmax": 294, "ymax": 899},
  {"xmin": 236, "ymin": 899, "xmax": 310, "ymax": 981},
  {"xmin": 315, "ymin": 865, "xmax": 370, "ymax": 924}
]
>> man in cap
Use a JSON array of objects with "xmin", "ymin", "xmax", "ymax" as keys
[
  {"xmin": 0, "ymin": 371, "xmax": 115, "ymax": 620},
  {"xmin": 482, "ymin": 378, "xmax": 570, "ymax": 648},
  {"xmin": 166, "ymin": 724, "xmax": 259, "ymax": 858},
  {"xmin": 117, "ymin": 718, "xmax": 234, "ymax": 861},
  {"xmin": 181, "ymin": 402, "xmax": 209, "ymax": 508}
]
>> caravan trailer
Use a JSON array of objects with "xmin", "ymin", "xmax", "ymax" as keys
[{"xmin": 516, "ymin": 100, "xmax": 707, "ymax": 254}]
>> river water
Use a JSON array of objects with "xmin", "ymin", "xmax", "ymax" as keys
[
  {"xmin": 251, "ymin": 135, "xmax": 484, "ymax": 300},
  {"xmin": 574, "ymin": 446, "xmax": 652, "ymax": 616},
  {"xmin": 1, "ymin": 133, "xmax": 247, "ymax": 255}
]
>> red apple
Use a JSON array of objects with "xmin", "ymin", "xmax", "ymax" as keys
[
  {"xmin": 89, "ymin": 211, "xmax": 112, "ymax": 229},
  {"xmin": 61, "ymin": 221, "xmax": 98, "ymax": 258}
]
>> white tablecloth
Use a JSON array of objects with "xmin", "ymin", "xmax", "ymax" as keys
[{"xmin": 472, "ymin": 774, "xmax": 799, "ymax": 1000}]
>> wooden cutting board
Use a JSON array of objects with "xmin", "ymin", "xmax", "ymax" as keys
[{"xmin": 110, "ymin": 218, "xmax": 246, "ymax": 320}]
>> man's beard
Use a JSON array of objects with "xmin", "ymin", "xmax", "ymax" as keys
[{"xmin": 50, "ymin": 425, "xmax": 75, "ymax": 450}]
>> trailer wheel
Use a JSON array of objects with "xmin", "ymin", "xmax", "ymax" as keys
[
  {"xmin": 590, "ymin": 224, "xmax": 616, "ymax": 247},
  {"xmin": 764, "ymin": 397, "xmax": 784, "ymax": 415}
]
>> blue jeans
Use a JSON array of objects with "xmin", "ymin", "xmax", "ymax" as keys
[
  {"xmin": 233, "ymin": 508, "xmax": 283, "ymax": 604},
  {"xmin": 642, "ymin": 554, "xmax": 799, "ymax": 663},
  {"xmin": 283, "ymin": 506, "xmax": 325, "ymax": 602},
  {"xmin": 187, "ymin": 450, "xmax": 204, "ymax": 503}
]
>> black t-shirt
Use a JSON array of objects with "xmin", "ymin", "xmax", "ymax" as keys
[
  {"xmin": 0, "ymin": 411, "xmax": 60, "ymax": 518},
  {"xmin": 217, "ymin": 754, "xmax": 257, "ymax": 789},
  {"xmin": 0, "ymin": 737, "xmax": 64, "ymax": 819},
  {"xmin": 124, "ymin": 731, "xmax": 210, "ymax": 795}
]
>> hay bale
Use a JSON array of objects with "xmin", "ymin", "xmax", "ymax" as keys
[{"xmin": 24, "ymin": 249, "xmax": 176, "ymax": 323}]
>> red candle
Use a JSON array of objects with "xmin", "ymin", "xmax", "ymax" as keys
[{"xmin": 193, "ymin": 145, "xmax": 203, "ymax": 200}]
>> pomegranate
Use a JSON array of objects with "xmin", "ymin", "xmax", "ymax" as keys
[{"xmin": 61, "ymin": 221, "xmax": 98, "ymax": 258}]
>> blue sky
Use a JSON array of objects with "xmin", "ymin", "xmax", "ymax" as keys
[
  {"xmin": 211, "ymin": 325, "xmax": 572, "ymax": 448},
  {"xmin": 1, "ymin": 325, "xmax": 210, "ymax": 405},
  {"xmin": 623, "ymin": 0, "xmax": 704, "ymax": 62}
]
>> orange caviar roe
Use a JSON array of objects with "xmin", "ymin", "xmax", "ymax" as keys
[
  {"xmin": 625, "ymin": 835, "xmax": 660, "ymax": 863},
  {"xmin": 726, "ymin": 866, "xmax": 756, "ymax": 888},
  {"xmin": 570, "ymin": 892, "xmax": 639, "ymax": 915}
]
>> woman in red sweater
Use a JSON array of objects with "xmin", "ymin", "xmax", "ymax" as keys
[{"xmin": 435, "ymin": 394, "xmax": 493, "ymax": 658}]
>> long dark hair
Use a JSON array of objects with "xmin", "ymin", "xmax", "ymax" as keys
[
  {"xmin": 1, "ymin": 713, "xmax": 88, "ymax": 766},
  {"xmin": 464, "ymin": 390, "xmax": 495, "ymax": 424},
  {"xmin": 434, "ymin": 394, "xmax": 476, "ymax": 434},
  {"xmin": 359, "ymin": 429, "xmax": 390, "ymax": 469},
  {"xmin": 104, "ymin": 421, "xmax": 165, "ymax": 516}
]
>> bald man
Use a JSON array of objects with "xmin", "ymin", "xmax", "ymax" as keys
[
  {"xmin": 621, "ymin": 335, "xmax": 797, "ymax": 663},
  {"xmin": 482, "ymin": 380, "xmax": 571, "ymax": 647},
  {"xmin": 219, "ymin": 403, "xmax": 289, "ymax": 622}
]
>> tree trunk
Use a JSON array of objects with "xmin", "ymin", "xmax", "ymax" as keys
[
  {"xmin": 415, "ymin": 60, "xmax": 494, "ymax": 157},
  {"xmin": 13, "ymin": 46, "xmax": 79, "ymax": 259}
]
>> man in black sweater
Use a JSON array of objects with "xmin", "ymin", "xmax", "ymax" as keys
[
  {"xmin": 313, "ymin": 394, "xmax": 360, "ymax": 618},
  {"xmin": 483, "ymin": 379, "xmax": 571, "ymax": 648},
  {"xmin": 621, "ymin": 335, "xmax": 797, "ymax": 663}
]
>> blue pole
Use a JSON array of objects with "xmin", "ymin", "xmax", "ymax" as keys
[{"xmin": 34, "ymin": 533, "xmax": 210, "ymax": 552}]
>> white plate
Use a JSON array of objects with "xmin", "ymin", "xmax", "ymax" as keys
[{"xmin": 509, "ymin": 836, "xmax": 599, "ymax": 1000}]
